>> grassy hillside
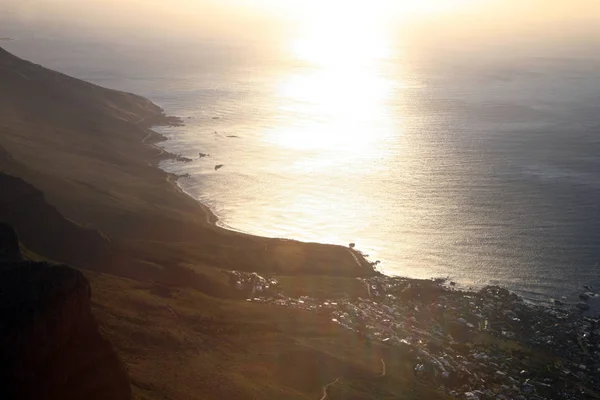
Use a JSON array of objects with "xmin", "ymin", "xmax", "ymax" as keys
[{"xmin": 89, "ymin": 271, "xmax": 446, "ymax": 399}]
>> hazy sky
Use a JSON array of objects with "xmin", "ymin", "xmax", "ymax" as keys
[{"xmin": 2, "ymin": 0, "xmax": 599, "ymax": 47}]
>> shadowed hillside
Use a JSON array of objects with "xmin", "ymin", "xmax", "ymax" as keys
[{"xmin": 0, "ymin": 171, "xmax": 111, "ymax": 269}]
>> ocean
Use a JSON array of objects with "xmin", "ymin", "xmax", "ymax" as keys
[{"xmin": 4, "ymin": 25, "xmax": 600, "ymax": 307}]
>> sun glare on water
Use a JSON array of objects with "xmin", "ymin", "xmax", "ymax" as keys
[
  {"xmin": 267, "ymin": 1, "xmax": 401, "ymax": 155},
  {"xmin": 237, "ymin": 0, "xmax": 477, "ymax": 247},
  {"xmin": 255, "ymin": 0, "xmax": 479, "ymax": 154}
]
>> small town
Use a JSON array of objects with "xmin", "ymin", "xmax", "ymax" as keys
[{"xmin": 229, "ymin": 270, "xmax": 600, "ymax": 400}]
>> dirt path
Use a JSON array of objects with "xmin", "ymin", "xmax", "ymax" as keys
[
  {"xmin": 319, "ymin": 378, "xmax": 339, "ymax": 400},
  {"xmin": 348, "ymin": 249, "xmax": 372, "ymax": 274},
  {"xmin": 317, "ymin": 359, "xmax": 384, "ymax": 399},
  {"xmin": 379, "ymin": 358, "xmax": 386, "ymax": 377},
  {"xmin": 141, "ymin": 128, "xmax": 165, "ymax": 157},
  {"xmin": 0, "ymin": 64, "xmax": 30, "ymax": 80},
  {"xmin": 364, "ymin": 281, "xmax": 372, "ymax": 298}
]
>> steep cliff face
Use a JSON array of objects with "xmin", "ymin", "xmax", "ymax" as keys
[{"xmin": 0, "ymin": 224, "xmax": 131, "ymax": 400}]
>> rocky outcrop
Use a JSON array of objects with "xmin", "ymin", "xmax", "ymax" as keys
[
  {"xmin": 0, "ymin": 222, "xmax": 22, "ymax": 263},
  {"xmin": 0, "ymin": 225, "xmax": 131, "ymax": 400}
]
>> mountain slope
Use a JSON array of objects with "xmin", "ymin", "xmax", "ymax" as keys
[
  {"xmin": 0, "ymin": 171, "xmax": 111, "ymax": 269},
  {"xmin": 0, "ymin": 46, "xmax": 427, "ymax": 400},
  {"xmin": 0, "ymin": 46, "xmax": 372, "ymax": 276}
]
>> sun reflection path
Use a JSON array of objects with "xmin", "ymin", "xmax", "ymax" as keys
[
  {"xmin": 268, "ymin": 11, "xmax": 401, "ymax": 155},
  {"xmin": 250, "ymin": 9, "xmax": 413, "ymax": 255}
]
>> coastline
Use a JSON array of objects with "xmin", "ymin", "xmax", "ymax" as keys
[
  {"xmin": 146, "ymin": 115, "xmax": 600, "ymax": 314},
  {"xmin": 137, "ymin": 115, "xmax": 376, "ymax": 274},
  {"xmin": 3, "ymin": 45, "xmax": 600, "ymax": 399},
  {"xmin": 140, "ymin": 126, "xmax": 220, "ymax": 226},
  {"xmin": 0, "ymin": 44, "xmax": 374, "ymax": 277},
  {"xmin": 82, "ymin": 121, "xmax": 600, "ymax": 399}
]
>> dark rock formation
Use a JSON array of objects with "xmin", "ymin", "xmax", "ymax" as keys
[
  {"xmin": 174, "ymin": 155, "xmax": 193, "ymax": 163},
  {"xmin": 214, "ymin": 164, "xmax": 224, "ymax": 170},
  {"xmin": 0, "ymin": 222, "xmax": 22, "ymax": 263},
  {"xmin": 0, "ymin": 225, "xmax": 131, "ymax": 400},
  {"xmin": 577, "ymin": 302, "xmax": 590, "ymax": 311}
]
